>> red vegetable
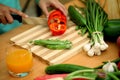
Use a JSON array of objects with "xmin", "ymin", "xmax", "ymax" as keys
[
  {"xmin": 117, "ymin": 62, "xmax": 120, "ymax": 70},
  {"xmin": 35, "ymin": 74, "xmax": 89, "ymax": 80},
  {"xmin": 73, "ymin": 78, "xmax": 88, "ymax": 80},
  {"xmin": 49, "ymin": 23, "xmax": 67, "ymax": 36},
  {"xmin": 117, "ymin": 36, "xmax": 120, "ymax": 47},
  {"xmin": 35, "ymin": 74, "xmax": 67, "ymax": 80},
  {"xmin": 119, "ymin": 50, "xmax": 120, "ymax": 57},
  {"xmin": 48, "ymin": 9, "xmax": 67, "ymax": 36}
]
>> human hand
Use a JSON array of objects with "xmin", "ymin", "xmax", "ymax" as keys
[
  {"xmin": 38, "ymin": 0, "xmax": 67, "ymax": 18},
  {"xmin": 0, "ymin": 4, "xmax": 28, "ymax": 24}
]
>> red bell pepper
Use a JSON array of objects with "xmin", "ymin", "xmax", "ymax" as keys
[
  {"xmin": 48, "ymin": 9, "xmax": 67, "ymax": 36},
  {"xmin": 49, "ymin": 23, "xmax": 67, "ymax": 36}
]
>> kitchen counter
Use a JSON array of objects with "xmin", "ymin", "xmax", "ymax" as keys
[{"xmin": 0, "ymin": 0, "xmax": 119, "ymax": 80}]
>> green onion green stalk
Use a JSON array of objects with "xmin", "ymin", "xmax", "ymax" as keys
[{"xmin": 82, "ymin": 0, "xmax": 108, "ymax": 56}]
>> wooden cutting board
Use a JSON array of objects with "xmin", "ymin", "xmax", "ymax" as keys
[{"xmin": 10, "ymin": 18, "xmax": 89, "ymax": 65}]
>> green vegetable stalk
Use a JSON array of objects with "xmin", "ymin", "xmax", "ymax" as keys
[
  {"xmin": 64, "ymin": 69, "xmax": 98, "ymax": 80},
  {"xmin": 68, "ymin": 0, "xmax": 109, "ymax": 56},
  {"xmin": 64, "ymin": 68, "xmax": 120, "ymax": 80},
  {"xmin": 44, "ymin": 62, "xmax": 120, "ymax": 80},
  {"xmin": 29, "ymin": 39, "xmax": 72, "ymax": 50},
  {"xmin": 81, "ymin": 0, "xmax": 108, "ymax": 56}
]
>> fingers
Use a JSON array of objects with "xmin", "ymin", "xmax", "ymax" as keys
[
  {"xmin": 0, "ymin": 8, "xmax": 28, "ymax": 24},
  {"xmin": 52, "ymin": 0, "xmax": 67, "ymax": 16},
  {"xmin": 0, "ymin": 4, "xmax": 28, "ymax": 24},
  {"xmin": 0, "ymin": 11, "xmax": 12, "ymax": 24},
  {"xmin": 39, "ymin": 3, "xmax": 49, "ymax": 17},
  {"xmin": 53, "ymin": 2, "xmax": 67, "ymax": 17},
  {"xmin": 39, "ymin": 0, "xmax": 67, "ymax": 18},
  {"xmin": 59, "ymin": 3, "xmax": 68, "ymax": 16},
  {"xmin": 46, "ymin": 0, "xmax": 67, "ymax": 16},
  {"xmin": 5, "ymin": 13, "xmax": 14, "ymax": 23},
  {"xmin": 0, "ymin": 15, "xmax": 7, "ymax": 24},
  {"xmin": 9, "ymin": 8, "xmax": 28, "ymax": 18}
]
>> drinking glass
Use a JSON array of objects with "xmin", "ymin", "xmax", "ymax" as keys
[{"xmin": 5, "ymin": 44, "xmax": 33, "ymax": 77}]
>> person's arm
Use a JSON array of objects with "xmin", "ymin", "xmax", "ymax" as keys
[
  {"xmin": 0, "ymin": 4, "xmax": 28, "ymax": 24},
  {"xmin": 35, "ymin": 0, "xmax": 67, "ymax": 18}
]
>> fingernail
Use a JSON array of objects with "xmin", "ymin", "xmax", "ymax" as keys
[
  {"xmin": 46, "ymin": 15, "xmax": 49, "ymax": 20},
  {"xmin": 47, "ymin": 15, "xmax": 48, "ymax": 18}
]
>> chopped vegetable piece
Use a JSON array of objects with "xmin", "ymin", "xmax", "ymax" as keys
[
  {"xmin": 46, "ymin": 44, "xmax": 71, "ymax": 50},
  {"xmin": 49, "ymin": 23, "xmax": 66, "ymax": 36},
  {"xmin": 48, "ymin": 9, "xmax": 67, "ymax": 36},
  {"xmin": 30, "ymin": 39, "xmax": 72, "ymax": 50}
]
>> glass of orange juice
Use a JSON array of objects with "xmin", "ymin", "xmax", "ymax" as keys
[{"xmin": 5, "ymin": 44, "xmax": 33, "ymax": 77}]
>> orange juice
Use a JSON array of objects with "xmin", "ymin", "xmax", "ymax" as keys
[{"xmin": 6, "ymin": 49, "xmax": 33, "ymax": 73}]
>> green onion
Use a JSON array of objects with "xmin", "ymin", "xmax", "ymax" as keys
[
  {"xmin": 82, "ymin": 0, "xmax": 108, "ymax": 56},
  {"xmin": 64, "ymin": 69, "xmax": 97, "ymax": 80}
]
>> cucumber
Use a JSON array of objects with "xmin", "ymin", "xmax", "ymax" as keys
[
  {"xmin": 45, "ymin": 64, "xmax": 92, "ymax": 74},
  {"xmin": 103, "ymin": 19, "xmax": 120, "ymax": 41},
  {"xmin": 68, "ymin": 6, "xmax": 86, "ymax": 26}
]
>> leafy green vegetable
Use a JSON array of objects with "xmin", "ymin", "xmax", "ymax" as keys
[
  {"xmin": 64, "ymin": 69, "xmax": 97, "ymax": 80},
  {"xmin": 68, "ymin": 0, "xmax": 108, "ymax": 56},
  {"xmin": 84, "ymin": 0, "xmax": 108, "ymax": 56}
]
